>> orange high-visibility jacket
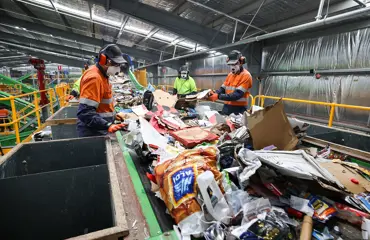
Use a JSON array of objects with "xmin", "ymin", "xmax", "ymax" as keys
[
  {"xmin": 222, "ymin": 68, "xmax": 252, "ymax": 106},
  {"xmin": 79, "ymin": 65, "xmax": 114, "ymax": 118}
]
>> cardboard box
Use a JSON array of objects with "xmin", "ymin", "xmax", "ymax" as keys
[
  {"xmin": 320, "ymin": 162, "xmax": 370, "ymax": 194},
  {"xmin": 246, "ymin": 100, "xmax": 298, "ymax": 150}
]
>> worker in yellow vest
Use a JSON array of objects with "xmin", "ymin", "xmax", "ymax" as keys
[{"xmin": 173, "ymin": 65, "xmax": 197, "ymax": 97}]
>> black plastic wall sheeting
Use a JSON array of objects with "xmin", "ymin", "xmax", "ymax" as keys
[
  {"xmin": 307, "ymin": 125, "xmax": 370, "ymax": 152},
  {"xmin": 0, "ymin": 137, "xmax": 106, "ymax": 179},
  {"xmin": 0, "ymin": 165, "xmax": 113, "ymax": 240}
]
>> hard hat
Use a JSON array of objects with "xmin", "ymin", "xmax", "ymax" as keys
[
  {"xmin": 226, "ymin": 50, "xmax": 246, "ymax": 65},
  {"xmin": 99, "ymin": 44, "xmax": 127, "ymax": 65}
]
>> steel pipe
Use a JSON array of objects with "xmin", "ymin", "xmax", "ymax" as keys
[
  {"xmin": 186, "ymin": 0, "xmax": 268, "ymax": 33},
  {"xmin": 316, "ymin": 0, "xmax": 326, "ymax": 20},
  {"xmin": 0, "ymin": 55, "xmax": 27, "ymax": 60},
  {"xmin": 353, "ymin": 0, "xmax": 367, "ymax": 7},
  {"xmin": 265, "ymin": 68, "xmax": 370, "ymax": 75},
  {"xmin": 139, "ymin": 6, "xmax": 370, "ymax": 69}
]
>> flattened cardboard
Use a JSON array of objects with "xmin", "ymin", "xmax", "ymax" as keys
[
  {"xmin": 246, "ymin": 100, "xmax": 298, "ymax": 150},
  {"xmin": 320, "ymin": 162, "xmax": 370, "ymax": 194},
  {"xmin": 170, "ymin": 127, "xmax": 219, "ymax": 148},
  {"xmin": 153, "ymin": 90, "xmax": 178, "ymax": 108}
]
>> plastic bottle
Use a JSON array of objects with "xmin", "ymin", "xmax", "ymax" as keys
[{"xmin": 197, "ymin": 171, "xmax": 231, "ymax": 223}]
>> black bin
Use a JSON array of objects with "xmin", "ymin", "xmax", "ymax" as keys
[
  {"xmin": 0, "ymin": 137, "xmax": 128, "ymax": 240},
  {"xmin": 45, "ymin": 106, "xmax": 78, "ymax": 140}
]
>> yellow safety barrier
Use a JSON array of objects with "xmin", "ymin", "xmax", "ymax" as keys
[
  {"xmin": 252, "ymin": 95, "xmax": 370, "ymax": 127},
  {"xmin": 0, "ymin": 85, "xmax": 69, "ymax": 144},
  {"xmin": 0, "ymin": 84, "xmax": 22, "ymax": 95}
]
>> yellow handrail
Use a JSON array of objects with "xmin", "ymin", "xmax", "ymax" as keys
[
  {"xmin": 252, "ymin": 95, "xmax": 370, "ymax": 127},
  {"xmin": 0, "ymin": 85, "xmax": 69, "ymax": 144}
]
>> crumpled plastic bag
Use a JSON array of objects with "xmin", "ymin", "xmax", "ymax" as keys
[
  {"xmin": 237, "ymin": 148, "xmax": 262, "ymax": 188},
  {"xmin": 154, "ymin": 147, "xmax": 223, "ymax": 224}
]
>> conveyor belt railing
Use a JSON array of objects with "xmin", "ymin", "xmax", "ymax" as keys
[
  {"xmin": 253, "ymin": 95, "xmax": 370, "ymax": 127},
  {"xmin": 0, "ymin": 84, "xmax": 69, "ymax": 144}
]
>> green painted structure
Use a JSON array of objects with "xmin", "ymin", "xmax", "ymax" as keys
[{"xmin": 0, "ymin": 74, "xmax": 37, "ymax": 94}]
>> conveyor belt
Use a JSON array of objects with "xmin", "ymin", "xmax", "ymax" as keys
[{"xmin": 125, "ymin": 147, "xmax": 175, "ymax": 232}]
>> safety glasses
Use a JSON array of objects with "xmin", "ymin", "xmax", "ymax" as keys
[{"xmin": 107, "ymin": 59, "xmax": 120, "ymax": 67}]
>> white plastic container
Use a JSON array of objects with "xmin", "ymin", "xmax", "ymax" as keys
[{"xmin": 197, "ymin": 171, "xmax": 231, "ymax": 223}]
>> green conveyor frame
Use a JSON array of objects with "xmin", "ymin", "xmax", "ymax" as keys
[
  {"xmin": 0, "ymin": 91, "xmax": 35, "ymax": 113},
  {"xmin": 0, "ymin": 74, "xmax": 37, "ymax": 94},
  {"xmin": 128, "ymin": 69, "xmax": 145, "ymax": 91},
  {"xmin": 0, "ymin": 130, "xmax": 34, "ymax": 147},
  {"xmin": 16, "ymin": 73, "xmax": 33, "ymax": 82}
]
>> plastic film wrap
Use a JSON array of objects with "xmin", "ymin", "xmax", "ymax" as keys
[
  {"xmin": 264, "ymin": 75, "xmax": 370, "ymax": 126},
  {"xmin": 262, "ymin": 28, "xmax": 370, "ymax": 71}
]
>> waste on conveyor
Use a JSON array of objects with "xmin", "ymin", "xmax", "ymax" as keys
[{"xmin": 112, "ymin": 80, "xmax": 370, "ymax": 240}]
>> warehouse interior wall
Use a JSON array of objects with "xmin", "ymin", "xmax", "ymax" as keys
[
  {"xmin": 148, "ymin": 43, "xmax": 262, "ymax": 97},
  {"xmin": 261, "ymin": 27, "xmax": 370, "ymax": 128}
]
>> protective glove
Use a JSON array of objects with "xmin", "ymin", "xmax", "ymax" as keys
[
  {"xmin": 115, "ymin": 112, "xmax": 126, "ymax": 121},
  {"xmin": 208, "ymin": 92, "xmax": 219, "ymax": 102},
  {"xmin": 66, "ymin": 95, "xmax": 74, "ymax": 101},
  {"xmin": 108, "ymin": 123, "xmax": 127, "ymax": 133}
]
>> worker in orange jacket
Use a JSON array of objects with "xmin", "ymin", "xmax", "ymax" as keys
[
  {"xmin": 208, "ymin": 50, "xmax": 252, "ymax": 115},
  {"xmin": 77, "ymin": 44, "xmax": 127, "ymax": 137}
]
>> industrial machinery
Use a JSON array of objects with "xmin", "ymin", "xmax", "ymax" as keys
[{"xmin": 29, "ymin": 58, "xmax": 49, "ymax": 120}]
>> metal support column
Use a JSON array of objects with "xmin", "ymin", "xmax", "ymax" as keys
[
  {"xmin": 173, "ymin": 45, "xmax": 177, "ymax": 58},
  {"xmin": 353, "ymin": 0, "xmax": 367, "ymax": 7},
  {"xmin": 316, "ymin": 0, "xmax": 326, "ymax": 20},
  {"xmin": 232, "ymin": 21, "xmax": 238, "ymax": 43},
  {"xmin": 159, "ymin": 51, "xmax": 163, "ymax": 61}
]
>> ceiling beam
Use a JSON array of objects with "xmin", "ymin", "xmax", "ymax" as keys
[
  {"xmin": 172, "ymin": 0, "xmax": 189, "ymax": 15},
  {"xmin": 246, "ymin": 0, "xmax": 361, "ymax": 36},
  {"xmin": 0, "ymin": 16, "xmax": 159, "ymax": 62},
  {"xmin": 87, "ymin": 1, "xmax": 96, "ymax": 38},
  {"xmin": 48, "ymin": 0, "xmax": 72, "ymax": 31},
  {"xmin": 206, "ymin": 0, "xmax": 274, "ymax": 28},
  {"xmin": 0, "ymin": 59, "xmax": 29, "ymax": 67},
  {"xmin": 0, "ymin": 51, "xmax": 24, "ymax": 57},
  {"xmin": 89, "ymin": 0, "xmax": 228, "ymax": 47},
  {"xmin": 13, "ymin": 1, "xmax": 44, "ymax": 25},
  {"xmin": 115, "ymin": 16, "xmax": 129, "ymax": 43},
  {"xmin": 0, "ymin": 44, "xmax": 85, "ymax": 67},
  {"xmin": 106, "ymin": 0, "xmax": 111, "ymax": 11},
  {"xmin": 0, "ymin": 55, "xmax": 28, "ymax": 60},
  {"xmin": 188, "ymin": 0, "xmax": 267, "ymax": 33},
  {"xmin": 0, "ymin": 31, "xmax": 95, "ymax": 58},
  {"xmin": 0, "ymin": 62, "xmax": 30, "ymax": 68},
  {"xmin": 135, "ymin": 28, "xmax": 160, "ymax": 46}
]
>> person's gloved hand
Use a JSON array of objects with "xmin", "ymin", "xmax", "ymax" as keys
[
  {"xmin": 115, "ymin": 112, "xmax": 126, "ymax": 121},
  {"xmin": 66, "ymin": 95, "xmax": 74, "ymax": 101},
  {"xmin": 108, "ymin": 123, "xmax": 127, "ymax": 133},
  {"xmin": 208, "ymin": 92, "xmax": 218, "ymax": 102}
]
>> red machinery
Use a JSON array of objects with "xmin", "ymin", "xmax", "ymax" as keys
[{"xmin": 29, "ymin": 58, "xmax": 49, "ymax": 106}]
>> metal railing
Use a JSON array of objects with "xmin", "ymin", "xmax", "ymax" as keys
[
  {"xmin": 252, "ymin": 95, "xmax": 370, "ymax": 127},
  {"xmin": 0, "ymin": 84, "xmax": 22, "ymax": 95},
  {"xmin": 0, "ymin": 85, "xmax": 69, "ymax": 144}
]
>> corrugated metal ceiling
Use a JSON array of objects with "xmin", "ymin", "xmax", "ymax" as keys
[{"xmin": 0, "ymin": 0, "xmax": 354, "ymax": 66}]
